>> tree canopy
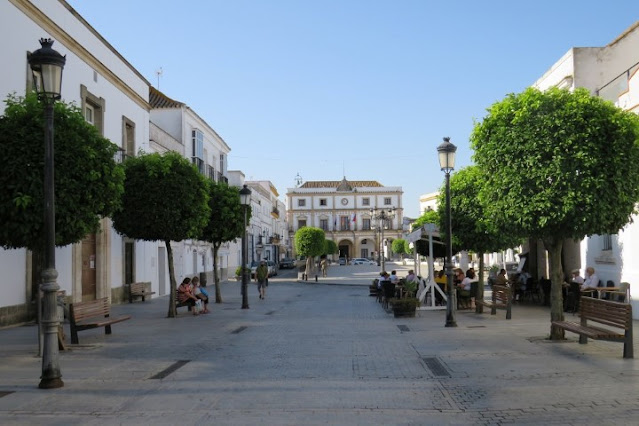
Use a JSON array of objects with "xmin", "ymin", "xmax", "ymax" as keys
[
  {"xmin": 0, "ymin": 93, "xmax": 123, "ymax": 251},
  {"xmin": 391, "ymin": 238, "xmax": 410, "ymax": 257},
  {"xmin": 199, "ymin": 181, "xmax": 251, "ymax": 303},
  {"xmin": 323, "ymin": 239, "xmax": 338, "ymax": 256},
  {"xmin": 295, "ymin": 227, "xmax": 325, "ymax": 274},
  {"xmin": 112, "ymin": 151, "xmax": 210, "ymax": 317},
  {"xmin": 471, "ymin": 87, "xmax": 639, "ymax": 338}
]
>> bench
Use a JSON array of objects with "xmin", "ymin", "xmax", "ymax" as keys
[
  {"xmin": 128, "ymin": 282, "xmax": 156, "ymax": 303},
  {"xmin": 68, "ymin": 297, "xmax": 131, "ymax": 344},
  {"xmin": 175, "ymin": 290, "xmax": 193, "ymax": 312},
  {"xmin": 552, "ymin": 297, "xmax": 634, "ymax": 359},
  {"xmin": 476, "ymin": 285, "xmax": 512, "ymax": 319}
]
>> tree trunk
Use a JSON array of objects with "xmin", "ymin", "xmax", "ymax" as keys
[
  {"xmin": 545, "ymin": 238, "xmax": 565, "ymax": 340},
  {"xmin": 476, "ymin": 252, "xmax": 485, "ymax": 314},
  {"xmin": 306, "ymin": 257, "xmax": 313, "ymax": 278},
  {"xmin": 166, "ymin": 241, "xmax": 177, "ymax": 318},
  {"xmin": 213, "ymin": 243, "xmax": 222, "ymax": 303}
]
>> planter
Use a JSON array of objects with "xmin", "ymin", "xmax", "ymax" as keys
[{"xmin": 390, "ymin": 298, "xmax": 418, "ymax": 318}]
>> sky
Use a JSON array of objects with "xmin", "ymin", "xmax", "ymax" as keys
[{"xmin": 66, "ymin": 0, "xmax": 639, "ymax": 218}]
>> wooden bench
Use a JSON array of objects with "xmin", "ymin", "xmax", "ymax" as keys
[
  {"xmin": 175, "ymin": 290, "xmax": 193, "ymax": 312},
  {"xmin": 128, "ymin": 282, "xmax": 156, "ymax": 303},
  {"xmin": 68, "ymin": 297, "xmax": 131, "ymax": 344},
  {"xmin": 552, "ymin": 297, "xmax": 634, "ymax": 359},
  {"xmin": 476, "ymin": 285, "xmax": 512, "ymax": 319}
]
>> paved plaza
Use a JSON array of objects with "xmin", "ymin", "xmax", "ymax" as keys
[{"xmin": 1, "ymin": 263, "xmax": 639, "ymax": 425}]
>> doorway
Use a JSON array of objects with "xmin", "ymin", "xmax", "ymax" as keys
[{"xmin": 81, "ymin": 234, "xmax": 97, "ymax": 301}]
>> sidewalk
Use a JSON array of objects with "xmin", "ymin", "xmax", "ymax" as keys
[{"xmin": 1, "ymin": 269, "xmax": 639, "ymax": 425}]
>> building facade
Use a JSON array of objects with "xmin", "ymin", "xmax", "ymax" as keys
[
  {"xmin": 533, "ymin": 21, "xmax": 639, "ymax": 316},
  {"xmin": 286, "ymin": 178, "xmax": 403, "ymax": 262}
]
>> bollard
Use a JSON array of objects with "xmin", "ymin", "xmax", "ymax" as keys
[{"xmin": 315, "ymin": 275, "xmax": 318, "ymax": 282}]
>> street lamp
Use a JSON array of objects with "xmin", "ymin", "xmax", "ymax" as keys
[
  {"xmin": 370, "ymin": 207, "xmax": 395, "ymax": 272},
  {"xmin": 28, "ymin": 38, "xmax": 66, "ymax": 389},
  {"xmin": 437, "ymin": 136, "xmax": 457, "ymax": 327},
  {"xmin": 239, "ymin": 185, "xmax": 252, "ymax": 309}
]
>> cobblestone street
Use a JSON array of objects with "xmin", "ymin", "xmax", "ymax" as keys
[{"xmin": 1, "ymin": 266, "xmax": 638, "ymax": 425}]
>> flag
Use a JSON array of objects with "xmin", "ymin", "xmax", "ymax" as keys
[
  {"xmin": 352, "ymin": 213, "xmax": 356, "ymax": 222},
  {"xmin": 334, "ymin": 216, "xmax": 337, "ymax": 229}
]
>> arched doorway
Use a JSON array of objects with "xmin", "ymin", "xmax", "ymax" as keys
[{"xmin": 337, "ymin": 239, "xmax": 353, "ymax": 263}]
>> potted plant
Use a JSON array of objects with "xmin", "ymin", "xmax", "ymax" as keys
[{"xmin": 390, "ymin": 297, "xmax": 419, "ymax": 318}]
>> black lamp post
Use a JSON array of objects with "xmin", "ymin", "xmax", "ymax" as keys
[
  {"xmin": 239, "ymin": 185, "xmax": 252, "ymax": 309},
  {"xmin": 437, "ymin": 137, "xmax": 457, "ymax": 327},
  {"xmin": 28, "ymin": 38, "xmax": 66, "ymax": 389},
  {"xmin": 370, "ymin": 207, "xmax": 395, "ymax": 272}
]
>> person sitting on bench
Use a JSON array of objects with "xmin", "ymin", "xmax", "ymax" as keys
[{"xmin": 178, "ymin": 277, "xmax": 199, "ymax": 315}]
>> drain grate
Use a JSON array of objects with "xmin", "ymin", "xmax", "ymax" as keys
[
  {"xmin": 467, "ymin": 325, "xmax": 486, "ymax": 328},
  {"xmin": 232, "ymin": 326, "xmax": 247, "ymax": 334},
  {"xmin": 265, "ymin": 311, "xmax": 276, "ymax": 315},
  {"xmin": 423, "ymin": 357, "xmax": 450, "ymax": 377},
  {"xmin": 397, "ymin": 325, "xmax": 410, "ymax": 332},
  {"xmin": 0, "ymin": 391, "xmax": 14, "ymax": 398},
  {"xmin": 149, "ymin": 360, "xmax": 190, "ymax": 379}
]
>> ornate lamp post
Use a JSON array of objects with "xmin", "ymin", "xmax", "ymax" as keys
[
  {"xmin": 239, "ymin": 185, "xmax": 252, "ymax": 309},
  {"xmin": 437, "ymin": 137, "xmax": 457, "ymax": 327},
  {"xmin": 370, "ymin": 207, "xmax": 395, "ymax": 272},
  {"xmin": 28, "ymin": 38, "xmax": 66, "ymax": 389}
]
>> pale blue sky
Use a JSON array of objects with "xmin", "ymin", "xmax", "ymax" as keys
[{"xmin": 67, "ymin": 0, "xmax": 639, "ymax": 218}]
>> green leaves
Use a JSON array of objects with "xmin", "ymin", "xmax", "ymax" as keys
[
  {"xmin": 199, "ymin": 181, "xmax": 250, "ymax": 247},
  {"xmin": 111, "ymin": 151, "xmax": 210, "ymax": 242},
  {"xmin": 0, "ymin": 93, "xmax": 124, "ymax": 250},
  {"xmin": 472, "ymin": 87, "xmax": 639, "ymax": 241},
  {"xmin": 294, "ymin": 227, "xmax": 326, "ymax": 257}
]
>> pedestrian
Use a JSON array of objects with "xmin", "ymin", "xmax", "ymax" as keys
[
  {"xmin": 177, "ymin": 277, "xmax": 199, "ymax": 315},
  {"xmin": 320, "ymin": 258, "xmax": 327, "ymax": 277},
  {"xmin": 255, "ymin": 260, "xmax": 269, "ymax": 300},
  {"xmin": 191, "ymin": 276, "xmax": 209, "ymax": 313}
]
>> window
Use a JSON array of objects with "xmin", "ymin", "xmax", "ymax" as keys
[
  {"xmin": 298, "ymin": 199, "xmax": 306, "ymax": 207},
  {"xmin": 219, "ymin": 154, "xmax": 225, "ymax": 176},
  {"xmin": 298, "ymin": 219, "xmax": 307, "ymax": 228},
  {"xmin": 85, "ymin": 104, "xmax": 94, "ymax": 124},
  {"xmin": 319, "ymin": 198, "xmax": 327, "ymax": 206},
  {"xmin": 81, "ymin": 85, "xmax": 105, "ymax": 135},
  {"xmin": 340, "ymin": 216, "xmax": 350, "ymax": 231},
  {"xmin": 320, "ymin": 219, "xmax": 328, "ymax": 231},
  {"xmin": 362, "ymin": 198, "xmax": 370, "ymax": 206},
  {"xmin": 602, "ymin": 234, "xmax": 612, "ymax": 251},
  {"xmin": 122, "ymin": 117, "xmax": 135, "ymax": 157},
  {"xmin": 363, "ymin": 218, "xmax": 371, "ymax": 230},
  {"xmin": 384, "ymin": 197, "xmax": 392, "ymax": 205},
  {"xmin": 191, "ymin": 129, "xmax": 204, "ymax": 173}
]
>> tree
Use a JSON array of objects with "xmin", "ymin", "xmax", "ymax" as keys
[
  {"xmin": 412, "ymin": 209, "xmax": 439, "ymax": 232},
  {"xmin": 111, "ymin": 151, "xmax": 210, "ymax": 318},
  {"xmin": 412, "ymin": 209, "xmax": 448, "ymax": 258},
  {"xmin": 0, "ymin": 93, "xmax": 123, "ymax": 251},
  {"xmin": 199, "ymin": 181, "xmax": 251, "ymax": 304},
  {"xmin": 294, "ymin": 227, "xmax": 326, "ymax": 276},
  {"xmin": 471, "ymin": 87, "xmax": 639, "ymax": 339},
  {"xmin": 391, "ymin": 239, "xmax": 409, "ymax": 258},
  {"xmin": 323, "ymin": 239, "xmax": 338, "ymax": 257},
  {"xmin": 441, "ymin": 166, "xmax": 521, "ymax": 313}
]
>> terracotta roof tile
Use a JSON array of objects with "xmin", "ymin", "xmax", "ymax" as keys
[
  {"xmin": 149, "ymin": 86, "xmax": 184, "ymax": 109},
  {"xmin": 299, "ymin": 180, "xmax": 383, "ymax": 189}
]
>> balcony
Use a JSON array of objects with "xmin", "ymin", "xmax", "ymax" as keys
[{"xmin": 271, "ymin": 207, "xmax": 280, "ymax": 219}]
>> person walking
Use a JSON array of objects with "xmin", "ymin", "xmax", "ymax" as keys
[
  {"xmin": 320, "ymin": 258, "xmax": 328, "ymax": 277},
  {"xmin": 255, "ymin": 260, "xmax": 269, "ymax": 300}
]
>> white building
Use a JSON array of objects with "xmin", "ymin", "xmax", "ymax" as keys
[
  {"xmin": 149, "ymin": 87, "xmax": 231, "ymax": 287},
  {"xmin": 533, "ymin": 21, "xmax": 639, "ymax": 315},
  {"xmin": 286, "ymin": 177, "xmax": 403, "ymax": 261},
  {"xmin": 419, "ymin": 191, "xmax": 439, "ymax": 215},
  {"xmin": 0, "ymin": 0, "xmax": 151, "ymax": 325},
  {"xmin": 245, "ymin": 181, "xmax": 289, "ymax": 266}
]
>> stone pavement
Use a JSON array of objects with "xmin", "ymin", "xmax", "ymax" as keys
[{"xmin": 1, "ymin": 263, "xmax": 639, "ymax": 425}]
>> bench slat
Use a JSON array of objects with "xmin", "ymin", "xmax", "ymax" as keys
[{"xmin": 69, "ymin": 297, "xmax": 131, "ymax": 344}]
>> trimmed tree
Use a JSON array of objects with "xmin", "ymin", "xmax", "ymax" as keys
[
  {"xmin": 0, "ymin": 93, "xmax": 123, "ymax": 251},
  {"xmin": 440, "ymin": 166, "xmax": 521, "ymax": 313},
  {"xmin": 111, "ymin": 151, "xmax": 210, "ymax": 318},
  {"xmin": 324, "ymin": 239, "xmax": 338, "ymax": 259},
  {"xmin": 471, "ymin": 87, "xmax": 639, "ymax": 339},
  {"xmin": 391, "ymin": 238, "xmax": 410, "ymax": 259},
  {"xmin": 199, "ymin": 181, "xmax": 251, "ymax": 303},
  {"xmin": 294, "ymin": 227, "xmax": 326, "ymax": 277}
]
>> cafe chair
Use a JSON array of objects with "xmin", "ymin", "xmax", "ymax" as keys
[{"xmin": 565, "ymin": 282, "xmax": 581, "ymax": 314}]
